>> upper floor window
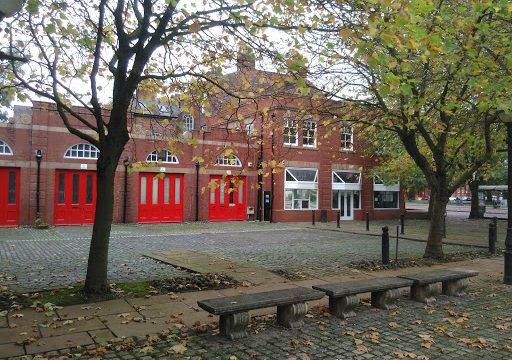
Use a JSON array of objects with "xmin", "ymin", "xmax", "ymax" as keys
[
  {"xmin": 183, "ymin": 113, "xmax": 194, "ymax": 132},
  {"xmin": 341, "ymin": 126, "xmax": 353, "ymax": 151},
  {"xmin": 65, "ymin": 143, "xmax": 99, "ymax": 159},
  {"xmin": 284, "ymin": 119, "xmax": 298, "ymax": 146},
  {"xmin": 0, "ymin": 140, "xmax": 13, "ymax": 155},
  {"xmin": 216, "ymin": 155, "xmax": 242, "ymax": 167},
  {"xmin": 302, "ymin": 120, "xmax": 317, "ymax": 147},
  {"xmin": 146, "ymin": 150, "xmax": 179, "ymax": 164},
  {"xmin": 245, "ymin": 123, "xmax": 255, "ymax": 136}
]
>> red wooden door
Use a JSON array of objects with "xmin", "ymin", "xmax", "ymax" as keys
[
  {"xmin": 208, "ymin": 175, "xmax": 246, "ymax": 221},
  {"xmin": 54, "ymin": 170, "xmax": 96, "ymax": 225},
  {"xmin": 0, "ymin": 167, "xmax": 20, "ymax": 226},
  {"xmin": 138, "ymin": 173, "xmax": 184, "ymax": 223}
]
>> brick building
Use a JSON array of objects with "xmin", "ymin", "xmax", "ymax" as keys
[{"xmin": 0, "ymin": 62, "xmax": 405, "ymax": 226}]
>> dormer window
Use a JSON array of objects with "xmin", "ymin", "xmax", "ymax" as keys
[
  {"xmin": 146, "ymin": 150, "xmax": 179, "ymax": 164},
  {"xmin": 183, "ymin": 113, "xmax": 194, "ymax": 132},
  {"xmin": 216, "ymin": 155, "xmax": 242, "ymax": 167}
]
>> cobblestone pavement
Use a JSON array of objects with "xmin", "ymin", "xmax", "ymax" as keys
[
  {"xmin": 53, "ymin": 275, "xmax": 512, "ymax": 360},
  {"xmin": 0, "ymin": 222, "xmax": 479, "ymax": 291}
]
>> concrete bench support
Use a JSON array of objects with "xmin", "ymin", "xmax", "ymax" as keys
[
  {"xmin": 277, "ymin": 302, "xmax": 308, "ymax": 328},
  {"xmin": 410, "ymin": 283, "xmax": 440, "ymax": 304},
  {"xmin": 219, "ymin": 312, "xmax": 250, "ymax": 340},
  {"xmin": 313, "ymin": 277, "xmax": 413, "ymax": 319},
  {"xmin": 329, "ymin": 294, "xmax": 358, "ymax": 319},
  {"xmin": 371, "ymin": 288, "xmax": 401, "ymax": 310},
  {"xmin": 442, "ymin": 277, "xmax": 470, "ymax": 296},
  {"xmin": 198, "ymin": 288, "xmax": 324, "ymax": 339}
]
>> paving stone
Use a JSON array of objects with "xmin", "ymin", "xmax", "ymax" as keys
[
  {"xmin": 57, "ymin": 299, "xmax": 135, "ymax": 319},
  {"xmin": 99, "ymin": 313, "xmax": 174, "ymax": 338},
  {"xmin": 39, "ymin": 317, "xmax": 106, "ymax": 337},
  {"xmin": 25, "ymin": 332, "xmax": 94, "ymax": 354},
  {"xmin": 0, "ymin": 316, "xmax": 7, "ymax": 328},
  {"xmin": 0, "ymin": 342, "xmax": 25, "ymax": 357},
  {"xmin": 135, "ymin": 300, "xmax": 192, "ymax": 319},
  {"xmin": 0, "ymin": 325, "xmax": 41, "ymax": 344}
]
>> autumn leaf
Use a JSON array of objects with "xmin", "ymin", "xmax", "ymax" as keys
[{"xmin": 168, "ymin": 343, "xmax": 187, "ymax": 354}]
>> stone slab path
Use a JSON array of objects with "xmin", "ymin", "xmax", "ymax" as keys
[{"xmin": 145, "ymin": 249, "xmax": 285, "ymax": 285}]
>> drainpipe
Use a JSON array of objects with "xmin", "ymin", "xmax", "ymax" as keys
[
  {"xmin": 35, "ymin": 149, "xmax": 42, "ymax": 217},
  {"xmin": 256, "ymin": 113, "xmax": 263, "ymax": 221},
  {"xmin": 122, "ymin": 157, "xmax": 129, "ymax": 223},
  {"xmin": 195, "ymin": 160, "xmax": 200, "ymax": 221},
  {"xmin": 270, "ymin": 122, "xmax": 275, "ymax": 223}
]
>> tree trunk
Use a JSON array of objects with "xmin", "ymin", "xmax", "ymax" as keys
[
  {"xmin": 84, "ymin": 149, "xmax": 121, "ymax": 294},
  {"xmin": 468, "ymin": 178, "xmax": 481, "ymax": 219},
  {"xmin": 424, "ymin": 192, "xmax": 447, "ymax": 259},
  {"xmin": 427, "ymin": 188, "xmax": 436, "ymax": 220}
]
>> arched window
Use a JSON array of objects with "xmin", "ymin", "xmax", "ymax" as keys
[
  {"xmin": 0, "ymin": 140, "xmax": 13, "ymax": 155},
  {"xmin": 183, "ymin": 113, "xmax": 194, "ymax": 132},
  {"xmin": 216, "ymin": 155, "xmax": 242, "ymax": 167},
  {"xmin": 64, "ymin": 143, "xmax": 99, "ymax": 159},
  {"xmin": 146, "ymin": 150, "xmax": 179, "ymax": 164}
]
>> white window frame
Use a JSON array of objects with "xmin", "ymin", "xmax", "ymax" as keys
[
  {"xmin": 183, "ymin": 113, "xmax": 194, "ymax": 132},
  {"xmin": 146, "ymin": 150, "xmax": 179, "ymax": 164},
  {"xmin": 216, "ymin": 155, "xmax": 242, "ymax": 167},
  {"xmin": 302, "ymin": 120, "xmax": 317, "ymax": 147},
  {"xmin": 0, "ymin": 140, "xmax": 13, "ymax": 155},
  {"xmin": 373, "ymin": 176, "xmax": 400, "ymax": 209},
  {"xmin": 284, "ymin": 119, "xmax": 298, "ymax": 146},
  {"xmin": 64, "ymin": 143, "xmax": 100, "ymax": 159},
  {"xmin": 245, "ymin": 123, "xmax": 255, "ymax": 136},
  {"xmin": 341, "ymin": 125, "xmax": 354, "ymax": 151},
  {"xmin": 284, "ymin": 167, "xmax": 318, "ymax": 210},
  {"xmin": 332, "ymin": 170, "xmax": 362, "ymax": 191}
]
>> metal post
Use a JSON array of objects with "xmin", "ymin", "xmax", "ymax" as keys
[
  {"xmin": 122, "ymin": 157, "xmax": 129, "ymax": 223},
  {"xmin": 312, "ymin": 210, "xmax": 315, "ymax": 225},
  {"xmin": 493, "ymin": 216, "xmax": 497, "ymax": 229},
  {"xmin": 195, "ymin": 160, "xmax": 200, "ymax": 222},
  {"xmin": 366, "ymin": 211, "xmax": 370, "ymax": 231},
  {"xmin": 400, "ymin": 213, "xmax": 405, "ymax": 234},
  {"xmin": 489, "ymin": 222, "xmax": 497, "ymax": 255},
  {"xmin": 395, "ymin": 225, "xmax": 399, "ymax": 261},
  {"xmin": 382, "ymin": 226, "xmax": 390, "ymax": 265},
  {"xmin": 337, "ymin": 210, "xmax": 341, "ymax": 228}
]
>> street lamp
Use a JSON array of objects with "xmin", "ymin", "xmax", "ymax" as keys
[
  {"xmin": 35, "ymin": 149, "xmax": 42, "ymax": 217},
  {"xmin": 499, "ymin": 111, "xmax": 512, "ymax": 284},
  {"xmin": 122, "ymin": 157, "xmax": 130, "ymax": 223}
]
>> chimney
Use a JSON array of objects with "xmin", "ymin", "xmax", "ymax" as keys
[{"xmin": 237, "ymin": 45, "xmax": 256, "ymax": 71}]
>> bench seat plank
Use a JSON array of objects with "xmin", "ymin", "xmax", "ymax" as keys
[
  {"xmin": 398, "ymin": 269, "xmax": 479, "ymax": 304},
  {"xmin": 313, "ymin": 277, "xmax": 413, "ymax": 318},
  {"xmin": 197, "ymin": 288, "xmax": 324, "ymax": 315},
  {"xmin": 397, "ymin": 269, "xmax": 478, "ymax": 285},
  {"xmin": 312, "ymin": 277, "xmax": 413, "ymax": 297}
]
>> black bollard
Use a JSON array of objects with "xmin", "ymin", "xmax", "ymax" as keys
[
  {"xmin": 400, "ymin": 213, "xmax": 405, "ymax": 234},
  {"xmin": 337, "ymin": 210, "xmax": 341, "ymax": 228},
  {"xmin": 312, "ymin": 210, "xmax": 315, "ymax": 225},
  {"xmin": 366, "ymin": 212, "xmax": 370, "ymax": 231},
  {"xmin": 493, "ymin": 216, "xmax": 498, "ymax": 228},
  {"xmin": 489, "ymin": 222, "xmax": 497, "ymax": 255},
  {"xmin": 382, "ymin": 226, "xmax": 390, "ymax": 265}
]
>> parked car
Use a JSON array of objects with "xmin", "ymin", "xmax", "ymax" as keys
[{"xmin": 421, "ymin": 196, "xmax": 430, "ymax": 200}]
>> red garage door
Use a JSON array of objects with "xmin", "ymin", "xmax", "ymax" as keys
[
  {"xmin": 138, "ymin": 173, "xmax": 184, "ymax": 223},
  {"xmin": 54, "ymin": 170, "xmax": 96, "ymax": 225},
  {"xmin": 208, "ymin": 175, "xmax": 246, "ymax": 221},
  {"xmin": 0, "ymin": 168, "xmax": 19, "ymax": 226}
]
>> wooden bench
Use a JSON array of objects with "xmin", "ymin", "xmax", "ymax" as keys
[
  {"xmin": 197, "ymin": 288, "xmax": 324, "ymax": 339},
  {"xmin": 312, "ymin": 277, "xmax": 413, "ymax": 319},
  {"xmin": 398, "ymin": 268, "xmax": 479, "ymax": 304}
]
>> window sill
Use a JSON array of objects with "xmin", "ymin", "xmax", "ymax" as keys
[
  {"xmin": 284, "ymin": 208, "xmax": 319, "ymax": 211},
  {"xmin": 284, "ymin": 145, "xmax": 319, "ymax": 151}
]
